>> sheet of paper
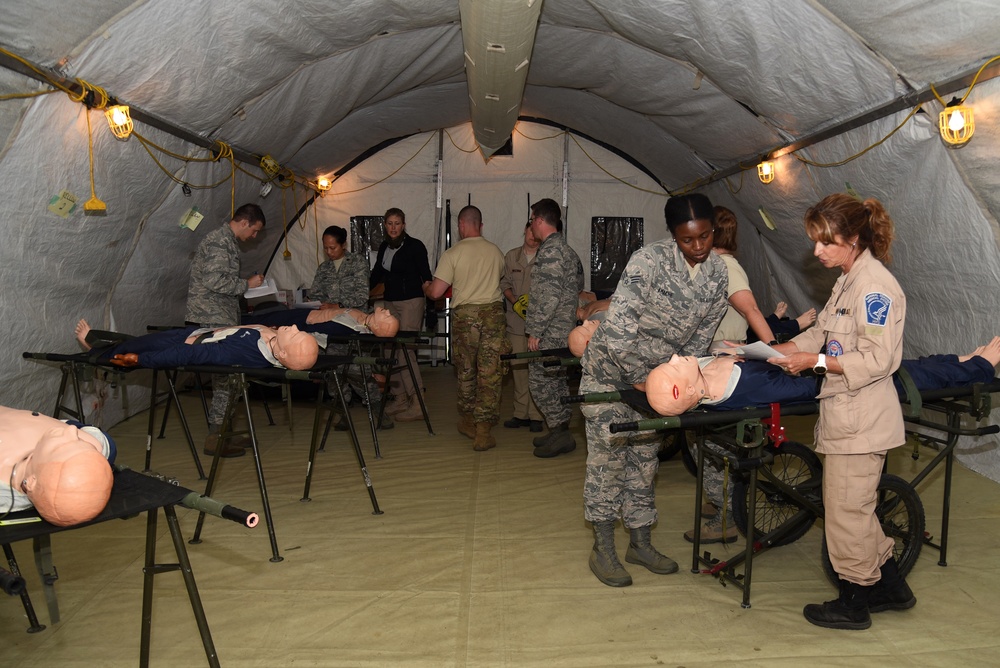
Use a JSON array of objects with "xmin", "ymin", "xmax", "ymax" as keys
[
  {"xmin": 244, "ymin": 277, "xmax": 277, "ymax": 299},
  {"xmin": 736, "ymin": 341, "xmax": 783, "ymax": 360}
]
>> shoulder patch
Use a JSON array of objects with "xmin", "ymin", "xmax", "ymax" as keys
[
  {"xmin": 621, "ymin": 273, "xmax": 642, "ymax": 286},
  {"xmin": 864, "ymin": 292, "xmax": 892, "ymax": 327}
]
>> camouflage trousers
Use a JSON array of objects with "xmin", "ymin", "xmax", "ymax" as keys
[
  {"xmin": 324, "ymin": 342, "xmax": 382, "ymax": 407},
  {"xmin": 580, "ymin": 390, "xmax": 663, "ymax": 528},
  {"xmin": 452, "ymin": 302, "xmax": 510, "ymax": 424},
  {"xmin": 528, "ymin": 334, "xmax": 573, "ymax": 428},
  {"xmin": 701, "ymin": 439, "xmax": 735, "ymax": 511},
  {"xmin": 209, "ymin": 373, "xmax": 233, "ymax": 427}
]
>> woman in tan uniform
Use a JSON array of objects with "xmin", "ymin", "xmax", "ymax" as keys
[{"xmin": 770, "ymin": 194, "xmax": 911, "ymax": 630}]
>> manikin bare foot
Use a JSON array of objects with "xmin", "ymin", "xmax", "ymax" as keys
[
  {"xmin": 960, "ymin": 336, "xmax": 1000, "ymax": 366},
  {"xmin": 75, "ymin": 319, "xmax": 92, "ymax": 350},
  {"xmin": 796, "ymin": 308, "xmax": 817, "ymax": 331},
  {"xmin": 773, "ymin": 301, "xmax": 788, "ymax": 319}
]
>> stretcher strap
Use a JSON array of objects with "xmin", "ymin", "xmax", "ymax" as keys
[{"xmin": 894, "ymin": 366, "xmax": 922, "ymax": 417}]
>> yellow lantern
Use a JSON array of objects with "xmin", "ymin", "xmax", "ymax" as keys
[
  {"xmin": 757, "ymin": 160, "xmax": 775, "ymax": 184},
  {"xmin": 938, "ymin": 104, "xmax": 974, "ymax": 148},
  {"xmin": 104, "ymin": 105, "xmax": 133, "ymax": 140}
]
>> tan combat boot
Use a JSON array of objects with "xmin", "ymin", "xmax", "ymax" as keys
[
  {"xmin": 472, "ymin": 422, "xmax": 496, "ymax": 451},
  {"xmin": 457, "ymin": 413, "xmax": 476, "ymax": 439},
  {"xmin": 394, "ymin": 395, "xmax": 424, "ymax": 422}
]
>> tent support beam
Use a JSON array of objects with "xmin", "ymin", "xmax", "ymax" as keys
[
  {"xmin": 686, "ymin": 58, "xmax": 1000, "ymax": 191},
  {"xmin": 0, "ymin": 51, "xmax": 259, "ymax": 165}
]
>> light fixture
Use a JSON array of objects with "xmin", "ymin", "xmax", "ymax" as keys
[
  {"xmin": 104, "ymin": 104, "xmax": 132, "ymax": 140},
  {"xmin": 757, "ymin": 160, "xmax": 775, "ymax": 184},
  {"xmin": 938, "ymin": 99, "xmax": 975, "ymax": 148},
  {"xmin": 260, "ymin": 154, "xmax": 280, "ymax": 177},
  {"xmin": 316, "ymin": 176, "xmax": 332, "ymax": 193}
]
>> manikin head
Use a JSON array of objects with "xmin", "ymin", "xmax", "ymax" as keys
[
  {"xmin": 366, "ymin": 307, "xmax": 400, "ymax": 337},
  {"xmin": 270, "ymin": 325, "xmax": 319, "ymax": 370},
  {"xmin": 19, "ymin": 425, "xmax": 114, "ymax": 526},
  {"xmin": 568, "ymin": 319, "xmax": 601, "ymax": 357},
  {"xmin": 646, "ymin": 355, "xmax": 709, "ymax": 416}
]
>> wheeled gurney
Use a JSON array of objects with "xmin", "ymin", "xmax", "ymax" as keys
[{"xmin": 567, "ymin": 374, "xmax": 1000, "ymax": 606}]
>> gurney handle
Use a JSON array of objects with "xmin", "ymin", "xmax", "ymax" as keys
[
  {"xmin": 0, "ymin": 566, "xmax": 26, "ymax": 596},
  {"xmin": 611, "ymin": 417, "xmax": 682, "ymax": 433},
  {"xmin": 179, "ymin": 492, "xmax": 259, "ymax": 528},
  {"xmin": 563, "ymin": 392, "xmax": 621, "ymax": 404}
]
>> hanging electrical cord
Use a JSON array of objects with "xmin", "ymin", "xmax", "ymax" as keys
[
  {"xmin": 324, "ymin": 132, "xmax": 437, "ymax": 198},
  {"xmin": 69, "ymin": 79, "xmax": 113, "ymax": 215},
  {"xmin": 792, "ymin": 105, "xmax": 923, "ymax": 168},
  {"xmin": 930, "ymin": 54, "xmax": 1000, "ymax": 106}
]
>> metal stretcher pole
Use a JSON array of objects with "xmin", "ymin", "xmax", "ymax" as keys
[{"xmin": 141, "ymin": 505, "xmax": 221, "ymax": 668}]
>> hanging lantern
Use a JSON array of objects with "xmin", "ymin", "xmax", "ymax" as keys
[
  {"xmin": 938, "ymin": 103, "xmax": 974, "ymax": 148},
  {"xmin": 316, "ymin": 176, "xmax": 332, "ymax": 193},
  {"xmin": 260, "ymin": 154, "xmax": 281, "ymax": 177},
  {"xmin": 104, "ymin": 105, "xmax": 133, "ymax": 140},
  {"xmin": 757, "ymin": 160, "xmax": 775, "ymax": 184}
]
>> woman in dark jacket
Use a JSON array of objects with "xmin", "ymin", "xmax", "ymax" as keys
[{"xmin": 370, "ymin": 207, "xmax": 432, "ymax": 420}]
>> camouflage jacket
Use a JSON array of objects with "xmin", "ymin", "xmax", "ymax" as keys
[
  {"xmin": 525, "ymin": 232, "xmax": 584, "ymax": 346},
  {"xmin": 310, "ymin": 252, "xmax": 371, "ymax": 311},
  {"xmin": 185, "ymin": 223, "xmax": 246, "ymax": 326},
  {"xmin": 582, "ymin": 239, "xmax": 728, "ymax": 390}
]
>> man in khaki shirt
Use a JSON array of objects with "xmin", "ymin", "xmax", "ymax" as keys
[
  {"xmin": 424, "ymin": 206, "xmax": 509, "ymax": 451},
  {"xmin": 499, "ymin": 222, "xmax": 543, "ymax": 431}
]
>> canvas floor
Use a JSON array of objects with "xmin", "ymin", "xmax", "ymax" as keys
[{"xmin": 5, "ymin": 365, "xmax": 1000, "ymax": 667}]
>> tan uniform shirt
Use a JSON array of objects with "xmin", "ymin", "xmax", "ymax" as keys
[
  {"xmin": 433, "ymin": 237, "xmax": 505, "ymax": 307},
  {"xmin": 499, "ymin": 246, "xmax": 536, "ymax": 336},
  {"xmin": 713, "ymin": 253, "xmax": 752, "ymax": 342},
  {"xmin": 791, "ymin": 250, "xmax": 906, "ymax": 455}
]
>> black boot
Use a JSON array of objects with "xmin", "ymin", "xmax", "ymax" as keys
[
  {"xmin": 589, "ymin": 521, "xmax": 632, "ymax": 587},
  {"xmin": 532, "ymin": 427, "xmax": 554, "ymax": 448},
  {"xmin": 869, "ymin": 557, "xmax": 916, "ymax": 613},
  {"xmin": 534, "ymin": 422, "xmax": 576, "ymax": 458},
  {"xmin": 625, "ymin": 526, "xmax": 678, "ymax": 574},
  {"xmin": 803, "ymin": 580, "xmax": 872, "ymax": 630}
]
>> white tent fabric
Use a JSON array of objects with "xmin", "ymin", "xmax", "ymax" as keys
[{"xmin": 1, "ymin": 0, "xmax": 999, "ymax": 476}]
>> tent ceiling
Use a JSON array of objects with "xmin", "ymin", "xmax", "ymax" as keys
[{"xmin": 3, "ymin": 0, "xmax": 998, "ymax": 190}]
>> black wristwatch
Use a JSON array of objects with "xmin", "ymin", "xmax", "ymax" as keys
[{"xmin": 813, "ymin": 353, "xmax": 828, "ymax": 376}]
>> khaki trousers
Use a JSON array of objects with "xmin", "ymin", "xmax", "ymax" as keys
[
  {"xmin": 822, "ymin": 451, "xmax": 895, "ymax": 586},
  {"xmin": 507, "ymin": 332, "xmax": 542, "ymax": 420},
  {"xmin": 386, "ymin": 297, "xmax": 425, "ymax": 398}
]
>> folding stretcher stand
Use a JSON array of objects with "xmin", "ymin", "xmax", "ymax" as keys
[
  {"xmin": 894, "ymin": 370, "xmax": 1000, "ymax": 564},
  {"xmin": 174, "ymin": 359, "xmax": 386, "ymax": 563},
  {"xmin": 2, "ymin": 467, "xmax": 258, "ymax": 668},
  {"xmin": 324, "ymin": 330, "xmax": 437, "ymax": 441}
]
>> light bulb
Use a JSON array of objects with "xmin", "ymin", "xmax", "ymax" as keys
[{"xmin": 948, "ymin": 110, "xmax": 965, "ymax": 132}]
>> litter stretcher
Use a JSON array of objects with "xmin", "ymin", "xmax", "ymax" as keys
[
  {"xmin": 2, "ymin": 466, "xmax": 257, "ymax": 667},
  {"xmin": 22, "ymin": 349, "xmax": 392, "ymax": 563},
  {"xmin": 567, "ymin": 372, "xmax": 1000, "ymax": 607}
]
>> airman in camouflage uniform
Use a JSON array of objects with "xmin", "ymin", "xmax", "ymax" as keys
[
  {"xmin": 525, "ymin": 199, "xmax": 584, "ymax": 458},
  {"xmin": 185, "ymin": 203, "xmax": 266, "ymax": 457},
  {"xmin": 310, "ymin": 226, "xmax": 371, "ymax": 311},
  {"xmin": 581, "ymin": 193, "xmax": 728, "ymax": 587},
  {"xmin": 423, "ymin": 205, "xmax": 508, "ymax": 451},
  {"xmin": 310, "ymin": 226, "xmax": 389, "ymax": 425}
]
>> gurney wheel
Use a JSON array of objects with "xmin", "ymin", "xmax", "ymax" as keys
[
  {"xmin": 656, "ymin": 429, "xmax": 687, "ymax": 463},
  {"xmin": 732, "ymin": 441, "xmax": 822, "ymax": 547},
  {"xmin": 821, "ymin": 473, "xmax": 925, "ymax": 586}
]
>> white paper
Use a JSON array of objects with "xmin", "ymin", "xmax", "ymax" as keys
[
  {"xmin": 709, "ymin": 340, "xmax": 784, "ymax": 360},
  {"xmin": 244, "ymin": 277, "xmax": 277, "ymax": 299}
]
